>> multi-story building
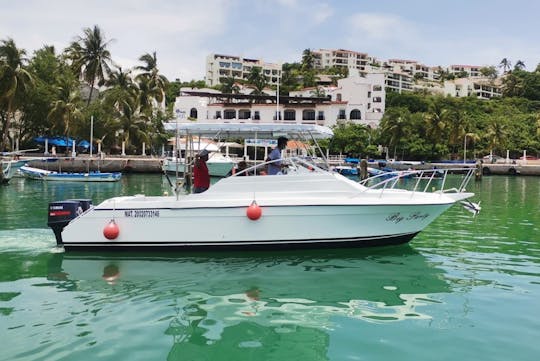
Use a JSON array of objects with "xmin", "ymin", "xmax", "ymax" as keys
[
  {"xmin": 312, "ymin": 49, "xmax": 373, "ymax": 74},
  {"xmin": 449, "ymin": 65, "xmax": 482, "ymax": 78},
  {"xmin": 205, "ymin": 54, "xmax": 281, "ymax": 87},
  {"xmin": 175, "ymin": 71, "xmax": 385, "ymax": 128},
  {"xmin": 444, "ymin": 77, "xmax": 502, "ymax": 99}
]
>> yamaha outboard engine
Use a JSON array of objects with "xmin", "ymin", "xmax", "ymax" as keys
[{"xmin": 47, "ymin": 199, "xmax": 92, "ymax": 246}]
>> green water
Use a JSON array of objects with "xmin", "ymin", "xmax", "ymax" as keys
[{"xmin": 0, "ymin": 175, "xmax": 539, "ymax": 360}]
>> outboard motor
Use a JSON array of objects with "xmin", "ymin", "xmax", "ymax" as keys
[{"xmin": 47, "ymin": 199, "xmax": 92, "ymax": 246}]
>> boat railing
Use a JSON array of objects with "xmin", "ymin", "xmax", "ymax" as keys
[
  {"xmin": 359, "ymin": 167, "xmax": 475, "ymax": 197},
  {"xmin": 233, "ymin": 156, "xmax": 327, "ymax": 176}
]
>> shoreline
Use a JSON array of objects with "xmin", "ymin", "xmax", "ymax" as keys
[{"xmin": 18, "ymin": 154, "xmax": 540, "ymax": 176}]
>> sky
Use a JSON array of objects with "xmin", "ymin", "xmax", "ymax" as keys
[{"xmin": 1, "ymin": 0, "xmax": 540, "ymax": 81}]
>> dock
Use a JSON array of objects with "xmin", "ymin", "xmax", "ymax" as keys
[{"xmin": 17, "ymin": 155, "xmax": 540, "ymax": 176}]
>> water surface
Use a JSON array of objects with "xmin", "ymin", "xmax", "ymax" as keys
[{"xmin": 0, "ymin": 175, "xmax": 539, "ymax": 360}]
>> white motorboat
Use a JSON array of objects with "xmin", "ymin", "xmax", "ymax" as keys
[
  {"xmin": 20, "ymin": 165, "xmax": 122, "ymax": 182},
  {"xmin": 162, "ymin": 152, "xmax": 235, "ymax": 177},
  {"xmin": 47, "ymin": 123, "xmax": 477, "ymax": 251}
]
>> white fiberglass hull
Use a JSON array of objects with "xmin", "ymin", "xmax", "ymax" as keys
[{"xmin": 58, "ymin": 172, "xmax": 472, "ymax": 250}]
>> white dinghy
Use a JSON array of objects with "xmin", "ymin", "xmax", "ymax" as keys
[{"xmin": 48, "ymin": 123, "xmax": 477, "ymax": 251}]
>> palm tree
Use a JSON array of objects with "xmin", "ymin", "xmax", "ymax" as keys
[
  {"xmin": 379, "ymin": 107, "xmax": 411, "ymax": 160},
  {"xmin": 220, "ymin": 76, "xmax": 240, "ymax": 94},
  {"xmin": 424, "ymin": 100, "xmax": 449, "ymax": 157},
  {"xmin": 247, "ymin": 67, "xmax": 267, "ymax": 97},
  {"xmin": 499, "ymin": 58, "xmax": 512, "ymax": 74},
  {"xmin": 502, "ymin": 72, "xmax": 524, "ymax": 97},
  {"xmin": 135, "ymin": 51, "xmax": 168, "ymax": 110},
  {"xmin": 514, "ymin": 60, "xmax": 526, "ymax": 71},
  {"xmin": 47, "ymin": 77, "xmax": 83, "ymax": 153},
  {"xmin": 447, "ymin": 110, "xmax": 469, "ymax": 158},
  {"xmin": 0, "ymin": 38, "xmax": 34, "ymax": 152},
  {"xmin": 66, "ymin": 25, "xmax": 113, "ymax": 106},
  {"xmin": 485, "ymin": 116, "xmax": 508, "ymax": 154},
  {"xmin": 301, "ymin": 49, "xmax": 315, "ymax": 71}
]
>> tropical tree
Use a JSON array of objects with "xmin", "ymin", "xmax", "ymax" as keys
[
  {"xmin": 247, "ymin": 67, "xmax": 267, "ymax": 96},
  {"xmin": 480, "ymin": 66, "xmax": 498, "ymax": 79},
  {"xmin": 47, "ymin": 76, "xmax": 84, "ymax": 153},
  {"xmin": 514, "ymin": 60, "xmax": 526, "ymax": 71},
  {"xmin": 66, "ymin": 25, "xmax": 113, "ymax": 106},
  {"xmin": 379, "ymin": 107, "xmax": 411, "ymax": 160},
  {"xmin": 301, "ymin": 49, "xmax": 315, "ymax": 71},
  {"xmin": 135, "ymin": 51, "xmax": 168, "ymax": 110},
  {"xmin": 329, "ymin": 122, "xmax": 370, "ymax": 156},
  {"xmin": 447, "ymin": 109, "xmax": 469, "ymax": 158},
  {"xmin": 219, "ymin": 76, "xmax": 240, "ymax": 94},
  {"xmin": 485, "ymin": 116, "xmax": 508, "ymax": 154},
  {"xmin": 424, "ymin": 99, "xmax": 449, "ymax": 158},
  {"xmin": 0, "ymin": 38, "xmax": 34, "ymax": 151},
  {"xmin": 499, "ymin": 58, "xmax": 512, "ymax": 74}
]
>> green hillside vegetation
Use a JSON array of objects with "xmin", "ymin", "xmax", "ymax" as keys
[{"xmin": 2, "ymin": 27, "xmax": 540, "ymax": 160}]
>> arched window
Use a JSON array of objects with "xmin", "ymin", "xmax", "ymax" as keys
[
  {"xmin": 238, "ymin": 109, "xmax": 251, "ymax": 119},
  {"xmin": 350, "ymin": 109, "xmax": 361, "ymax": 120},
  {"xmin": 224, "ymin": 109, "xmax": 236, "ymax": 119},
  {"xmin": 190, "ymin": 108, "xmax": 198, "ymax": 119},
  {"xmin": 284, "ymin": 109, "xmax": 296, "ymax": 121},
  {"xmin": 302, "ymin": 109, "xmax": 315, "ymax": 120}
]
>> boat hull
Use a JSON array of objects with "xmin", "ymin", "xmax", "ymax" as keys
[
  {"xmin": 60, "ymin": 201, "xmax": 451, "ymax": 250},
  {"xmin": 20, "ymin": 165, "xmax": 121, "ymax": 182}
]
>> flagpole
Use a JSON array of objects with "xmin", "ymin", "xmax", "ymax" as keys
[{"xmin": 90, "ymin": 116, "xmax": 94, "ymax": 157}]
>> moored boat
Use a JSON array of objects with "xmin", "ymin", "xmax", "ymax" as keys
[
  {"xmin": 20, "ymin": 165, "xmax": 121, "ymax": 182},
  {"xmin": 1, "ymin": 160, "xmax": 17, "ymax": 184},
  {"xmin": 47, "ymin": 123, "xmax": 477, "ymax": 251}
]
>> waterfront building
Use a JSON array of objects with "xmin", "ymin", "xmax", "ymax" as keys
[{"xmin": 175, "ymin": 71, "xmax": 385, "ymax": 128}]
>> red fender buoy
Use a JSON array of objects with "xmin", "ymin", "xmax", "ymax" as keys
[
  {"xmin": 246, "ymin": 200, "xmax": 262, "ymax": 220},
  {"xmin": 103, "ymin": 220, "xmax": 120, "ymax": 240}
]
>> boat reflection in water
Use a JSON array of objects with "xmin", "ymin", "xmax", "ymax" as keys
[{"xmin": 47, "ymin": 247, "xmax": 449, "ymax": 359}]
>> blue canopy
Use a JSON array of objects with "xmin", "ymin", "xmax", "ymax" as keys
[{"xmin": 34, "ymin": 136, "xmax": 91, "ymax": 148}]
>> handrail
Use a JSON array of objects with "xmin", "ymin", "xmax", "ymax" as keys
[{"xmin": 359, "ymin": 167, "xmax": 475, "ymax": 195}]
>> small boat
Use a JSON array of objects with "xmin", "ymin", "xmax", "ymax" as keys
[
  {"xmin": 162, "ymin": 152, "xmax": 235, "ymax": 177},
  {"xmin": 332, "ymin": 165, "xmax": 358, "ymax": 176},
  {"xmin": 47, "ymin": 123, "xmax": 478, "ymax": 251},
  {"xmin": 20, "ymin": 165, "xmax": 121, "ymax": 182},
  {"xmin": 1, "ymin": 160, "xmax": 17, "ymax": 184}
]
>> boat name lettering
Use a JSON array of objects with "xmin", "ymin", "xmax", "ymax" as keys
[
  {"xmin": 386, "ymin": 212, "xmax": 429, "ymax": 223},
  {"xmin": 406, "ymin": 212, "xmax": 429, "ymax": 221},
  {"xmin": 124, "ymin": 210, "xmax": 160, "ymax": 218},
  {"xmin": 386, "ymin": 213, "xmax": 404, "ymax": 223}
]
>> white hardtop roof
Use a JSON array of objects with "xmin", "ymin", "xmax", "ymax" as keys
[{"xmin": 164, "ymin": 122, "xmax": 334, "ymax": 139}]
